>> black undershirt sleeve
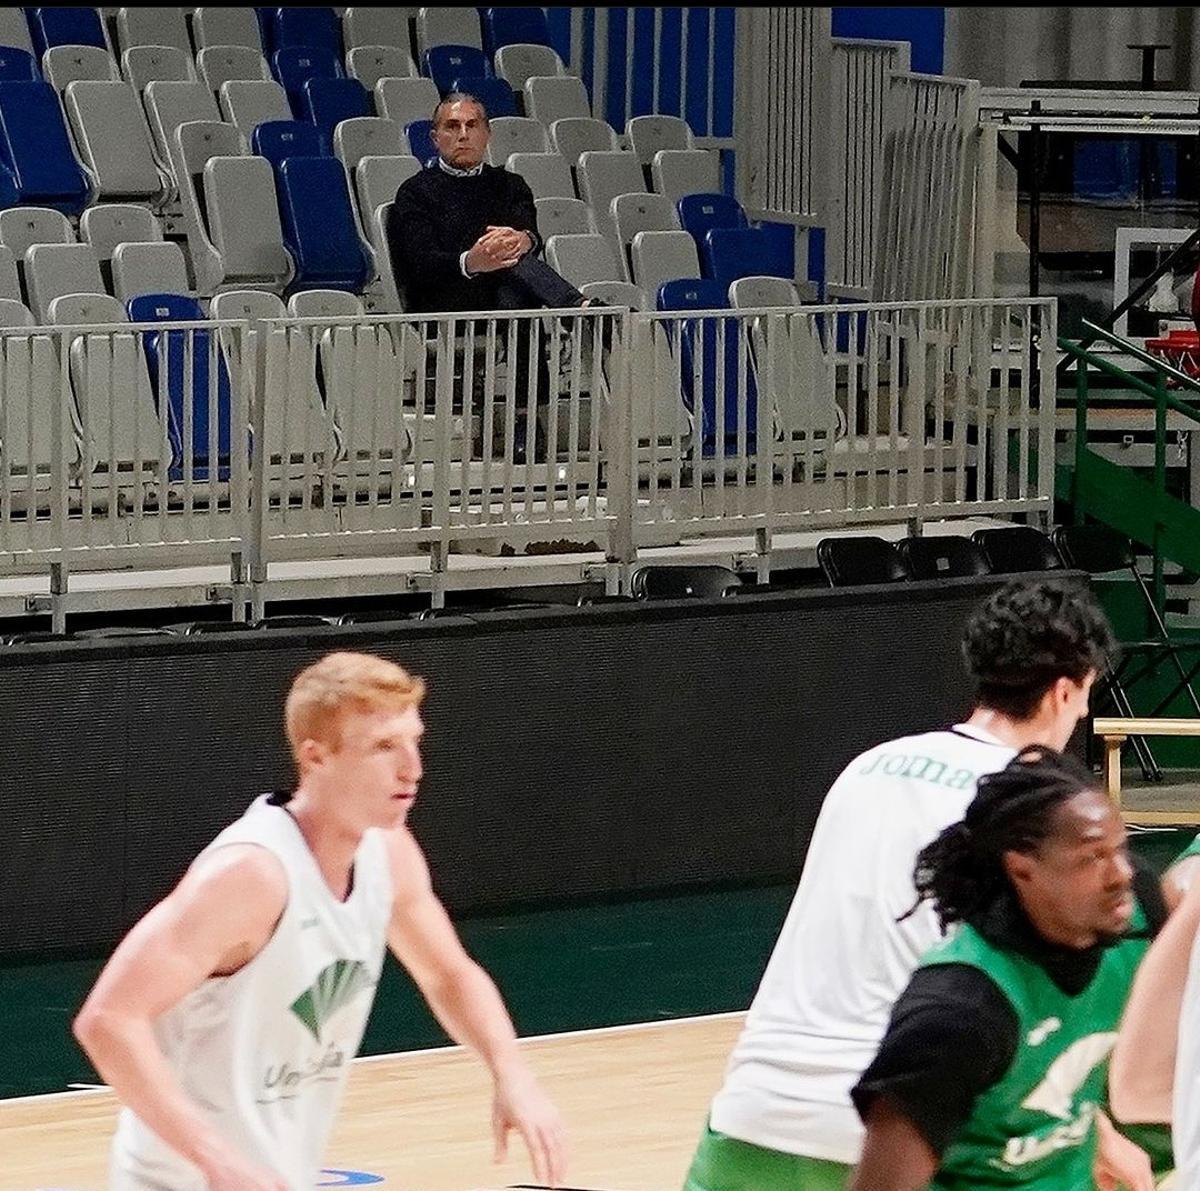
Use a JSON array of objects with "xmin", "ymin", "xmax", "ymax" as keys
[
  {"xmin": 851, "ymin": 963, "xmax": 1020, "ymax": 1158},
  {"xmin": 1131, "ymin": 854, "xmax": 1169, "ymax": 937}
]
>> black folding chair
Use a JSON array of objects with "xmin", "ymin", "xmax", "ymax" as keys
[
  {"xmin": 897, "ymin": 536, "xmax": 990, "ymax": 580},
  {"xmin": 630, "ymin": 565, "xmax": 742, "ymax": 600},
  {"xmin": 816, "ymin": 536, "xmax": 910, "ymax": 587}
]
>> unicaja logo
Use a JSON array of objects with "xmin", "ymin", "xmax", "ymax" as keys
[{"xmin": 290, "ymin": 959, "xmax": 374, "ymax": 1042}]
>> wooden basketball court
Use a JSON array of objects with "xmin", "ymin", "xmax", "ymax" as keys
[{"xmin": 0, "ymin": 1013, "xmax": 744, "ymax": 1191}]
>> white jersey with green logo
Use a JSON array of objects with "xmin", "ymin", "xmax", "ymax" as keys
[
  {"xmin": 708, "ymin": 724, "xmax": 1016, "ymax": 1164},
  {"xmin": 110, "ymin": 795, "xmax": 394, "ymax": 1191}
]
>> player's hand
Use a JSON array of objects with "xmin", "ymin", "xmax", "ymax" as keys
[
  {"xmin": 491, "ymin": 1063, "xmax": 568, "ymax": 1187},
  {"xmin": 1095, "ymin": 1111, "xmax": 1155, "ymax": 1191},
  {"xmin": 199, "ymin": 1146, "xmax": 289, "ymax": 1191}
]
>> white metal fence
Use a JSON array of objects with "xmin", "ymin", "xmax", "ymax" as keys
[{"xmin": 0, "ymin": 299, "xmax": 1055, "ymax": 616}]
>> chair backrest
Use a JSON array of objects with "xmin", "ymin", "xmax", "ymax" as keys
[
  {"xmin": 818, "ymin": 537, "xmax": 910, "ymax": 587},
  {"xmin": 344, "ymin": 7, "xmax": 414, "ymax": 54},
  {"xmin": 117, "ymin": 7, "xmax": 192, "ymax": 56},
  {"xmin": 271, "ymin": 44, "xmax": 342, "ymax": 109},
  {"xmin": 579, "ymin": 279, "xmax": 647, "ymax": 310},
  {"xmin": 0, "ymin": 81, "xmax": 91, "ymax": 215},
  {"xmin": 525, "ymin": 74, "xmax": 589, "ymax": 123},
  {"xmin": 0, "ymin": 294, "xmax": 31, "ymax": 326},
  {"xmin": 550, "ymin": 117, "xmax": 619, "ymax": 168},
  {"xmin": 1051, "ymin": 524, "xmax": 1136, "ymax": 574},
  {"xmin": 651, "ymin": 148, "xmax": 720, "ymax": 201},
  {"xmin": 448, "ymin": 76, "xmax": 517, "ymax": 119},
  {"xmin": 678, "ymin": 192, "xmax": 748, "ymax": 243},
  {"xmin": 494, "ymin": 44, "xmax": 564, "ymax": 93},
  {"xmin": 613, "ymin": 192, "xmax": 679, "ymax": 272},
  {"xmin": 545, "ymin": 233, "xmax": 621, "ymax": 289},
  {"xmin": 481, "ymin": 7, "xmax": 552, "ymax": 55},
  {"xmin": 346, "ymin": 45, "xmax": 415, "ymax": 90},
  {"xmin": 0, "ymin": 206, "xmax": 74, "ymax": 261},
  {"xmin": 43, "ymin": 44, "xmax": 119, "ymax": 91},
  {"xmin": 704, "ymin": 226, "xmax": 793, "ymax": 286},
  {"xmin": 276, "ymin": 156, "xmax": 370, "ymax": 292},
  {"xmin": 897, "ymin": 536, "xmax": 991, "ymax": 581},
  {"xmin": 334, "ymin": 117, "xmax": 405, "ymax": 171},
  {"xmin": 630, "ymin": 564, "xmax": 741, "ymax": 600},
  {"xmin": 197, "ymin": 45, "xmax": 269, "ymax": 92},
  {"xmin": 422, "ymin": 44, "xmax": 488, "ymax": 94},
  {"xmin": 218, "ymin": 79, "xmax": 291, "ymax": 135},
  {"xmin": 728, "ymin": 275, "xmax": 800, "ymax": 310},
  {"xmin": 176, "ymin": 119, "xmax": 244, "ymax": 177},
  {"xmin": 972, "ymin": 527, "xmax": 1065, "ymax": 574},
  {"xmin": 0, "ymin": 9, "xmax": 34, "ymax": 57},
  {"xmin": 287, "ymin": 289, "xmax": 364, "ymax": 318},
  {"xmin": 375, "ymin": 76, "xmax": 439, "ymax": 128},
  {"xmin": 81, "ymin": 203, "xmax": 162, "ymax": 263},
  {"xmin": 505, "ymin": 151, "xmax": 572, "ymax": 200},
  {"xmin": 485, "ymin": 115, "xmax": 548, "ymax": 164},
  {"xmin": 301, "ymin": 76, "xmax": 371, "ymax": 144},
  {"xmin": 252, "ymin": 119, "xmax": 325, "ymax": 172},
  {"xmin": 112, "ymin": 240, "xmax": 189, "ymax": 304},
  {"xmin": 143, "ymin": 80, "xmax": 220, "ymax": 163},
  {"xmin": 535, "ymin": 196, "xmax": 593, "ymax": 239},
  {"xmin": 192, "ymin": 7, "xmax": 263, "ymax": 52},
  {"xmin": 0, "ymin": 245, "xmax": 19, "ymax": 301},
  {"xmin": 416, "ymin": 7, "xmax": 483, "ymax": 56},
  {"xmin": 627, "ymin": 114, "xmax": 694, "ymax": 165},
  {"xmin": 630, "ymin": 229, "xmax": 700, "ymax": 297},
  {"xmin": 26, "ymin": 242, "xmax": 105, "ymax": 321},
  {"xmin": 355, "ymin": 154, "xmax": 421, "ymax": 221},
  {"xmin": 577, "ymin": 149, "xmax": 645, "ymax": 251},
  {"xmin": 203, "ymin": 156, "xmax": 290, "ymax": 286},
  {"xmin": 122, "ymin": 44, "xmax": 196, "ymax": 90},
  {"xmin": 403, "ymin": 119, "xmax": 435, "ymax": 162},
  {"xmin": 0, "ymin": 47, "xmax": 36, "ymax": 82},
  {"xmin": 273, "ymin": 6, "xmax": 343, "ymax": 58},
  {"xmin": 64, "ymin": 81, "xmax": 165, "ymax": 202},
  {"xmin": 212, "ymin": 288, "xmax": 287, "ymax": 322},
  {"xmin": 27, "ymin": 7, "xmax": 109, "ymax": 62}
]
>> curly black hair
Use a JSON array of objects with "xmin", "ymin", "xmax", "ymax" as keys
[
  {"xmin": 962, "ymin": 579, "xmax": 1114, "ymax": 720},
  {"xmin": 908, "ymin": 746, "xmax": 1099, "ymax": 933}
]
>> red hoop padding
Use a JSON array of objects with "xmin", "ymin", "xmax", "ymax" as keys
[{"xmin": 1146, "ymin": 330, "xmax": 1200, "ymax": 381}]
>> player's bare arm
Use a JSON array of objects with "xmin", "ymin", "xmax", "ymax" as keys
[
  {"xmin": 73, "ymin": 845, "xmax": 289, "ymax": 1191},
  {"xmin": 383, "ymin": 826, "xmax": 568, "ymax": 1186},
  {"xmin": 850, "ymin": 1098, "xmax": 938, "ymax": 1191}
]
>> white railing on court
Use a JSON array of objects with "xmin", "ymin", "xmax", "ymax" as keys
[
  {"xmin": 0, "ymin": 299, "xmax": 1055, "ymax": 610},
  {"xmin": 827, "ymin": 38, "xmax": 912, "ymax": 299}
]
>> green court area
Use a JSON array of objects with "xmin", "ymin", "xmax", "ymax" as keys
[{"xmin": 2, "ymin": 827, "xmax": 1194, "ymax": 1100}]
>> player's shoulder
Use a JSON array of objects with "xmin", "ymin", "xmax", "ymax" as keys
[
  {"xmin": 181, "ymin": 843, "xmax": 289, "ymax": 914},
  {"xmin": 379, "ymin": 826, "xmax": 433, "ymax": 900}
]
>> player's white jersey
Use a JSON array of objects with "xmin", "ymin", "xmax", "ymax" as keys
[
  {"xmin": 111, "ymin": 794, "xmax": 393, "ymax": 1191},
  {"xmin": 709, "ymin": 724, "xmax": 1016, "ymax": 1163}
]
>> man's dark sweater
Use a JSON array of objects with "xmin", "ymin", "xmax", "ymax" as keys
[{"xmin": 386, "ymin": 163, "xmax": 543, "ymax": 314}]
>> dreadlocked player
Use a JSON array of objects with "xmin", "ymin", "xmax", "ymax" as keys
[{"xmin": 851, "ymin": 747, "xmax": 1166, "ymax": 1191}]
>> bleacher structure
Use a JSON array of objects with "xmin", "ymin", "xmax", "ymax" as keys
[{"xmin": 0, "ymin": 6, "xmax": 1064, "ymax": 629}]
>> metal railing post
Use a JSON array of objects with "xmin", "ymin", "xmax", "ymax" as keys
[{"xmin": 1154, "ymin": 368, "xmax": 1168, "ymax": 617}]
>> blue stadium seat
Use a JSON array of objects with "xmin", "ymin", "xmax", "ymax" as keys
[
  {"xmin": 481, "ymin": 8, "xmax": 552, "ymax": 56},
  {"xmin": 127, "ymin": 293, "xmax": 234, "ymax": 482},
  {"xmin": 404, "ymin": 119, "xmax": 436, "ymax": 162},
  {"xmin": 0, "ymin": 81, "xmax": 90, "ymax": 214},
  {"xmin": 26, "ymin": 8, "xmax": 107, "ymax": 63},
  {"xmin": 271, "ymin": 44, "xmax": 342, "ymax": 109},
  {"xmin": 423, "ymin": 45, "xmax": 489, "ymax": 94},
  {"xmin": 276, "ymin": 157, "xmax": 370, "ymax": 293},
  {"xmin": 0, "ymin": 47, "xmax": 37, "ymax": 81},
  {"xmin": 678, "ymin": 193, "xmax": 748, "ymax": 250},
  {"xmin": 657, "ymin": 278, "xmax": 757, "ymax": 454},
  {"xmin": 0, "ymin": 165, "xmax": 18, "ymax": 209},
  {"xmin": 448, "ymin": 76, "xmax": 517, "ymax": 119},
  {"xmin": 255, "ymin": 6, "xmax": 275, "ymax": 58},
  {"xmin": 703, "ymin": 226, "xmax": 794, "ymax": 286},
  {"xmin": 271, "ymin": 7, "xmax": 342, "ymax": 58},
  {"xmin": 301, "ymin": 77, "xmax": 371, "ymax": 145},
  {"xmin": 252, "ymin": 119, "xmax": 326, "ymax": 172}
]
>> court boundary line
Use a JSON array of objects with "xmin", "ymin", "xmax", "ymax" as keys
[{"xmin": 0, "ymin": 1010, "xmax": 747, "ymax": 1107}]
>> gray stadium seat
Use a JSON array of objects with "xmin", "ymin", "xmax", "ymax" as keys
[
  {"xmin": 116, "ymin": 8, "xmax": 193, "ymax": 56},
  {"xmin": 576, "ymin": 151, "xmax": 646, "ymax": 254},
  {"xmin": 579, "ymin": 279, "xmax": 648, "ymax": 309},
  {"xmin": 44, "ymin": 45, "xmax": 119, "ymax": 91},
  {"xmin": 371, "ymin": 201, "xmax": 403, "ymax": 311},
  {"xmin": 525, "ymin": 75, "xmax": 590, "ymax": 124},
  {"xmin": 112, "ymin": 240, "xmax": 190, "ymax": 304},
  {"xmin": 122, "ymin": 45, "xmax": 196, "ymax": 92},
  {"xmin": 334, "ymin": 118, "xmax": 407, "ymax": 172},
  {"xmin": 612, "ymin": 193, "xmax": 679, "ymax": 276},
  {"xmin": 630, "ymin": 230, "xmax": 701, "ymax": 299},
  {"xmin": 416, "ymin": 7, "xmax": 482, "ymax": 57},
  {"xmin": 545, "ymin": 234, "xmax": 622, "ymax": 289},
  {"xmin": 0, "ymin": 9, "xmax": 34, "ymax": 56},
  {"xmin": 344, "ymin": 7, "xmax": 415, "ymax": 54},
  {"xmin": 355, "ymin": 155, "xmax": 421, "ymax": 225},
  {"xmin": 485, "ymin": 116, "xmax": 548, "ymax": 165},
  {"xmin": 81, "ymin": 204, "xmax": 163, "ymax": 277},
  {"xmin": 728, "ymin": 276, "xmax": 804, "ymax": 310},
  {"xmin": 347, "ymin": 46, "xmax": 415, "ymax": 90},
  {"xmin": 192, "ymin": 7, "xmax": 263, "ymax": 52},
  {"xmin": 0, "ymin": 208, "xmax": 74, "ymax": 301},
  {"xmin": 0, "ymin": 247, "xmax": 19, "ymax": 302},
  {"xmin": 495, "ymin": 46, "xmax": 565, "ymax": 94},
  {"xmin": 375, "ymin": 76, "xmax": 439, "ymax": 130},
  {"xmin": 627, "ymin": 115, "xmax": 694, "ymax": 165},
  {"xmin": 535, "ymin": 197, "xmax": 593, "ymax": 239},
  {"xmin": 197, "ymin": 45, "xmax": 270, "ymax": 93},
  {"xmin": 651, "ymin": 149, "xmax": 720, "ymax": 201},
  {"xmin": 288, "ymin": 290, "xmax": 364, "ymax": 319},
  {"xmin": 550, "ymin": 118, "xmax": 620, "ymax": 168},
  {"xmin": 218, "ymin": 79, "xmax": 291, "ymax": 136},
  {"xmin": 26, "ymin": 243, "xmax": 106, "ymax": 323},
  {"xmin": 203, "ymin": 157, "xmax": 292, "ymax": 291},
  {"xmin": 506, "ymin": 152, "xmax": 574, "ymax": 200},
  {"xmin": 144, "ymin": 80, "xmax": 221, "ymax": 168},
  {"xmin": 64, "ymin": 81, "xmax": 169, "ymax": 204}
]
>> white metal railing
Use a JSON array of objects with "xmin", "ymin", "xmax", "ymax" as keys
[{"xmin": 0, "ymin": 299, "xmax": 1055, "ymax": 616}]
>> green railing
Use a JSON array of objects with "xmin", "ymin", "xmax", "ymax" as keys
[{"xmin": 1058, "ymin": 320, "xmax": 1200, "ymax": 611}]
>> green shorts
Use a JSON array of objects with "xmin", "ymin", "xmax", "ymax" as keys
[{"xmin": 682, "ymin": 1123, "xmax": 851, "ymax": 1191}]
